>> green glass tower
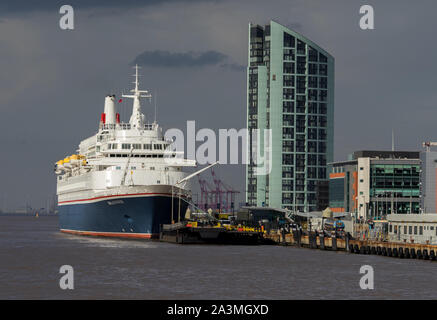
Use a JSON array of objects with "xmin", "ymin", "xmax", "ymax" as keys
[{"xmin": 246, "ymin": 20, "xmax": 334, "ymax": 212}]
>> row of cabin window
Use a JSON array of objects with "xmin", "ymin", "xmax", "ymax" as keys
[
  {"xmin": 115, "ymin": 166, "xmax": 171, "ymax": 171},
  {"xmin": 109, "ymin": 154, "xmax": 175, "ymax": 158},
  {"xmin": 390, "ymin": 224, "xmax": 437, "ymax": 236},
  {"xmin": 108, "ymin": 143, "xmax": 165, "ymax": 150}
]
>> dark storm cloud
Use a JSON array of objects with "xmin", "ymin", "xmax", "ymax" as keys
[
  {"xmin": 132, "ymin": 50, "xmax": 244, "ymax": 71},
  {"xmin": 286, "ymin": 22, "xmax": 303, "ymax": 32},
  {"xmin": 0, "ymin": 0, "xmax": 220, "ymax": 16},
  {"xmin": 219, "ymin": 63, "xmax": 246, "ymax": 72},
  {"xmin": 3, "ymin": 0, "xmax": 437, "ymax": 212}
]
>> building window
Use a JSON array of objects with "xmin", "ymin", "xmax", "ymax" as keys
[
  {"xmin": 284, "ymin": 32, "xmax": 295, "ymax": 47},
  {"xmin": 319, "ymin": 53, "xmax": 327, "ymax": 62},
  {"xmin": 297, "ymin": 39, "xmax": 305, "ymax": 54},
  {"xmin": 319, "ymin": 77, "xmax": 327, "ymax": 89},
  {"xmin": 414, "ymin": 226, "xmax": 417, "ymax": 235},
  {"xmin": 404, "ymin": 226, "xmax": 407, "ymax": 234},
  {"xmin": 319, "ymin": 64, "xmax": 327, "ymax": 76},
  {"xmin": 419, "ymin": 226, "xmax": 423, "ymax": 235},
  {"xmin": 409, "ymin": 226, "xmax": 412, "ymax": 234},
  {"xmin": 308, "ymin": 47, "xmax": 318, "ymax": 62}
]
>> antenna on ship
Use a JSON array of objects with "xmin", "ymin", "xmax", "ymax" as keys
[
  {"xmin": 154, "ymin": 90, "xmax": 157, "ymax": 123},
  {"xmin": 121, "ymin": 64, "xmax": 152, "ymax": 128}
]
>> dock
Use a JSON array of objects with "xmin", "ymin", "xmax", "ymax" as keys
[
  {"xmin": 263, "ymin": 230, "xmax": 348, "ymax": 251},
  {"xmin": 348, "ymin": 239, "xmax": 437, "ymax": 260},
  {"xmin": 264, "ymin": 230, "xmax": 437, "ymax": 261},
  {"xmin": 160, "ymin": 222, "xmax": 267, "ymax": 245}
]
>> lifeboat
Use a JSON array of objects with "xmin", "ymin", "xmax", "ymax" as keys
[
  {"xmin": 69, "ymin": 154, "xmax": 81, "ymax": 167},
  {"xmin": 63, "ymin": 156, "xmax": 72, "ymax": 168},
  {"xmin": 55, "ymin": 159, "xmax": 65, "ymax": 174}
]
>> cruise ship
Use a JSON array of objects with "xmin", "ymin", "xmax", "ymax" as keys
[{"xmin": 55, "ymin": 66, "xmax": 196, "ymax": 239}]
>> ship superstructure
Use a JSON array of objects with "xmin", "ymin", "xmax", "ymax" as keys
[{"xmin": 55, "ymin": 66, "xmax": 196, "ymax": 238}]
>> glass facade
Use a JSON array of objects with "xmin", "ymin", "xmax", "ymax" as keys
[
  {"xmin": 246, "ymin": 21, "xmax": 334, "ymax": 212},
  {"xmin": 329, "ymin": 155, "xmax": 421, "ymax": 220},
  {"xmin": 369, "ymin": 164, "xmax": 420, "ymax": 216},
  {"xmin": 329, "ymin": 178, "xmax": 345, "ymax": 208}
]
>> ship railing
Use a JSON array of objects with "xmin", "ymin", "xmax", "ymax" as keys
[{"xmin": 101, "ymin": 123, "xmax": 156, "ymax": 131}]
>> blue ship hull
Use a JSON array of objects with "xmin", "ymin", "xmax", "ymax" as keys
[{"xmin": 59, "ymin": 195, "xmax": 188, "ymax": 239}]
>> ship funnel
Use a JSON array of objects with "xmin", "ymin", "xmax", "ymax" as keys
[{"xmin": 103, "ymin": 95, "xmax": 116, "ymax": 125}]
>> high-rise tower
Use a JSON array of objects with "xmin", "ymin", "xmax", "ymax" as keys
[{"xmin": 246, "ymin": 21, "xmax": 334, "ymax": 212}]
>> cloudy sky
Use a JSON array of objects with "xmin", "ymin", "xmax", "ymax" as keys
[{"xmin": 0, "ymin": 0, "xmax": 436, "ymax": 210}]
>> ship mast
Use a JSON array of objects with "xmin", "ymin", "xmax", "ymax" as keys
[{"xmin": 122, "ymin": 64, "xmax": 152, "ymax": 129}]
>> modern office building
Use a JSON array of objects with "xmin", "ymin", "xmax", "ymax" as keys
[
  {"xmin": 420, "ymin": 151, "xmax": 437, "ymax": 213},
  {"xmin": 329, "ymin": 151, "xmax": 421, "ymax": 220},
  {"xmin": 246, "ymin": 20, "xmax": 334, "ymax": 212}
]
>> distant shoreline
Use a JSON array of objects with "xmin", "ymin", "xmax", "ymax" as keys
[{"xmin": 0, "ymin": 213, "xmax": 57, "ymax": 217}]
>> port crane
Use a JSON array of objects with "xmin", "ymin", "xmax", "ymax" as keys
[
  {"xmin": 197, "ymin": 175, "xmax": 216, "ymax": 210},
  {"xmin": 197, "ymin": 168, "xmax": 240, "ymax": 213}
]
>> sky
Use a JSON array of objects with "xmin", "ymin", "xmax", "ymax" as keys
[{"xmin": 1, "ymin": 0, "xmax": 437, "ymax": 211}]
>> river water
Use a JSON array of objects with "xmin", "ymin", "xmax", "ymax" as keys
[{"xmin": 1, "ymin": 215, "xmax": 436, "ymax": 299}]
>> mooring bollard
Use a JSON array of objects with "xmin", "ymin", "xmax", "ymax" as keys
[
  {"xmin": 319, "ymin": 233, "xmax": 325, "ymax": 250},
  {"xmin": 354, "ymin": 244, "xmax": 359, "ymax": 254},
  {"xmin": 309, "ymin": 232, "xmax": 317, "ymax": 249},
  {"xmin": 293, "ymin": 230, "xmax": 301, "ymax": 247},
  {"xmin": 398, "ymin": 247, "xmax": 404, "ymax": 258},
  {"xmin": 387, "ymin": 247, "xmax": 393, "ymax": 257},
  {"xmin": 411, "ymin": 248, "xmax": 416, "ymax": 259},
  {"xmin": 331, "ymin": 235, "xmax": 337, "ymax": 251},
  {"xmin": 345, "ymin": 233, "xmax": 349, "ymax": 252},
  {"xmin": 430, "ymin": 250, "xmax": 436, "ymax": 261},
  {"xmin": 423, "ymin": 249, "xmax": 429, "ymax": 260}
]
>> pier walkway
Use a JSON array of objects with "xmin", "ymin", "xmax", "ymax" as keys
[{"xmin": 264, "ymin": 230, "xmax": 437, "ymax": 260}]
